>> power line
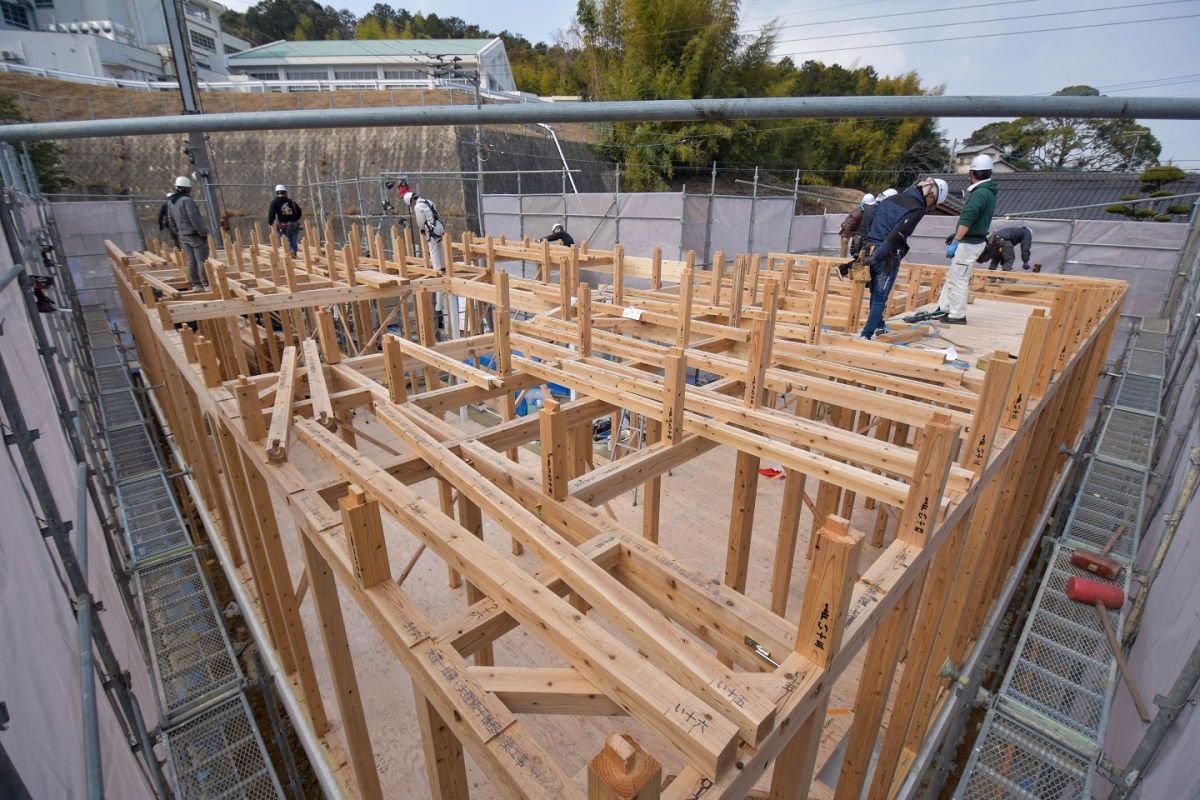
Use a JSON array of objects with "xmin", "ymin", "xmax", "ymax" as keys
[
  {"xmin": 752, "ymin": 0, "xmax": 1044, "ymax": 38},
  {"xmin": 772, "ymin": 11, "xmax": 1200, "ymax": 58},
  {"xmin": 770, "ymin": 0, "xmax": 1197, "ymax": 47}
]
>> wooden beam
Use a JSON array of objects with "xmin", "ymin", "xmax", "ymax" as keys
[
  {"xmin": 266, "ymin": 345, "xmax": 297, "ymax": 462},
  {"xmin": 302, "ymin": 338, "xmax": 335, "ymax": 430}
]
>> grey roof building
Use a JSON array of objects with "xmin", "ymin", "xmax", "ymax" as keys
[{"xmin": 932, "ymin": 171, "xmax": 1200, "ymax": 220}]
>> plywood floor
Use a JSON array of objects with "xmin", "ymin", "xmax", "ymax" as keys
[{"xmin": 232, "ymin": 294, "xmax": 1040, "ymax": 799}]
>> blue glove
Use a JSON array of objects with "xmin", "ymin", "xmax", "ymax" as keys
[{"xmin": 946, "ymin": 241, "xmax": 959, "ymax": 259}]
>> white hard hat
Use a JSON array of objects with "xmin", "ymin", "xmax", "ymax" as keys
[
  {"xmin": 174, "ymin": 175, "xmax": 192, "ymax": 189},
  {"xmin": 933, "ymin": 178, "xmax": 949, "ymax": 204},
  {"xmin": 274, "ymin": 184, "xmax": 287, "ymax": 192},
  {"xmin": 861, "ymin": 193, "xmax": 875, "ymax": 206},
  {"xmin": 552, "ymin": 223, "xmax": 564, "ymax": 233},
  {"xmin": 970, "ymin": 154, "xmax": 994, "ymax": 173},
  {"xmin": 402, "ymin": 191, "xmax": 415, "ymax": 205},
  {"xmin": 880, "ymin": 188, "xmax": 897, "ymax": 199}
]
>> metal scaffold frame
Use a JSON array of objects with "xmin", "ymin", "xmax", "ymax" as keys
[{"xmin": 953, "ymin": 319, "xmax": 1170, "ymax": 799}]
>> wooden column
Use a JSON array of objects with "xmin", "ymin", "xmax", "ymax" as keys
[
  {"xmin": 299, "ymin": 534, "xmax": 384, "ymax": 800},
  {"xmin": 455, "ymin": 494, "xmax": 495, "ymax": 667},
  {"xmin": 589, "ymin": 733, "xmax": 661, "ymax": 800},
  {"xmin": 415, "ymin": 688, "xmax": 470, "ymax": 800},
  {"xmin": 383, "ymin": 334, "xmax": 408, "ymax": 403},
  {"xmin": 340, "ymin": 485, "xmax": 391, "ymax": 588},
  {"xmin": 541, "ymin": 398, "xmax": 567, "ymax": 500},
  {"xmin": 769, "ymin": 514, "xmax": 863, "ymax": 799}
]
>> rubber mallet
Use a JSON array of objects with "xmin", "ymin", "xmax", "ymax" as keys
[
  {"xmin": 1070, "ymin": 523, "xmax": 1127, "ymax": 580},
  {"xmin": 1066, "ymin": 576, "xmax": 1152, "ymax": 722}
]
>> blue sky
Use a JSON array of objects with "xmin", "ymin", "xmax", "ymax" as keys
[{"xmin": 223, "ymin": 0, "xmax": 1199, "ymax": 164}]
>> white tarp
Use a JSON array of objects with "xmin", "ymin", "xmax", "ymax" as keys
[{"xmin": 0, "ymin": 209, "xmax": 155, "ymax": 799}]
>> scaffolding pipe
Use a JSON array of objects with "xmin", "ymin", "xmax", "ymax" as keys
[
  {"xmin": 3, "ymin": 96, "xmax": 1200, "ymax": 143},
  {"xmin": 1106, "ymin": 637, "xmax": 1200, "ymax": 799},
  {"xmin": 145, "ymin": 392, "xmax": 345, "ymax": 799},
  {"xmin": 892, "ymin": 442, "xmax": 1080, "ymax": 800},
  {"xmin": 74, "ymin": 460, "xmax": 103, "ymax": 800}
]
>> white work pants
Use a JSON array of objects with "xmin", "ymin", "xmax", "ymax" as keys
[{"xmin": 938, "ymin": 240, "xmax": 985, "ymax": 319}]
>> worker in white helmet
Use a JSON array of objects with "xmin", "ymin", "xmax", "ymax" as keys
[
  {"xmin": 930, "ymin": 154, "xmax": 999, "ymax": 325},
  {"xmin": 267, "ymin": 184, "xmax": 303, "ymax": 255},
  {"xmin": 402, "ymin": 190, "xmax": 446, "ymax": 271},
  {"xmin": 838, "ymin": 193, "xmax": 874, "ymax": 258},
  {"xmin": 157, "ymin": 190, "xmax": 181, "ymax": 249},
  {"xmin": 849, "ymin": 176, "xmax": 948, "ymax": 339},
  {"xmin": 165, "ymin": 175, "xmax": 211, "ymax": 292}
]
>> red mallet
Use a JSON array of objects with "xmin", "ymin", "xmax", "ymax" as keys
[
  {"xmin": 1065, "ymin": 576, "xmax": 1152, "ymax": 722},
  {"xmin": 1069, "ymin": 524, "xmax": 1127, "ymax": 580}
]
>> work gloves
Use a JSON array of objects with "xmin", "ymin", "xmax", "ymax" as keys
[{"xmin": 946, "ymin": 241, "xmax": 959, "ymax": 259}]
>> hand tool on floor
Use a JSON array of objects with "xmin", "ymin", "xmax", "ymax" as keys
[
  {"xmin": 1065, "ymin": 576, "xmax": 1152, "ymax": 722},
  {"xmin": 1069, "ymin": 523, "xmax": 1127, "ymax": 579}
]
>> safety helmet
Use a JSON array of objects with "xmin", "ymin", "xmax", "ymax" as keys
[
  {"xmin": 174, "ymin": 176, "xmax": 192, "ymax": 189},
  {"xmin": 970, "ymin": 154, "xmax": 994, "ymax": 173},
  {"xmin": 916, "ymin": 177, "xmax": 949, "ymax": 205},
  {"xmin": 402, "ymin": 191, "xmax": 415, "ymax": 205},
  {"xmin": 860, "ymin": 193, "xmax": 875, "ymax": 208},
  {"xmin": 880, "ymin": 188, "xmax": 897, "ymax": 199},
  {"xmin": 552, "ymin": 223, "xmax": 564, "ymax": 233},
  {"xmin": 274, "ymin": 184, "xmax": 287, "ymax": 193}
]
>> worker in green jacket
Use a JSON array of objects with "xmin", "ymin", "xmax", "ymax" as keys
[{"xmin": 930, "ymin": 155, "xmax": 999, "ymax": 325}]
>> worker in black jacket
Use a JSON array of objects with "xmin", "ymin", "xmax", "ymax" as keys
[
  {"xmin": 980, "ymin": 225, "xmax": 1034, "ymax": 271},
  {"xmin": 543, "ymin": 223, "xmax": 574, "ymax": 247},
  {"xmin": 267, "ymin": 184, "xmax": 303, "ymax": 255}
]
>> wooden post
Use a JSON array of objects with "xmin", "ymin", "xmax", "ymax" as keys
[
  {"xmin": 384, "ymin": 334, "xmax": 408, "ymax": 403},
  {"xmin": 710, "ymin": 250, "xmax": 725, "ymax": 305},
  {"xmin": 340, "ymin": 485, "xmax": 391, "ymax": 588},
  {"xmin": 299, "ymin": 535, "xmax": 384, "ymax": 800},
  {"xmin": 769, "ymin": 514, "xmax": 863, "ymax": 799},
  {"xmin": 415, "ymin": 689, "xmax": 470, "ymax": 800},
  {"xmin": 578, "ymin": 283, "xmax": 593, "ymax": 358},
  {"xmin": 651, "ymin": 245, "xmax": 663, "ymax": 290},
  {"xmin": 316, "ymin": 307, "xmax": 342, "ymax": 364},
  {"xmin": 588, "ymin": 733, "xmax": 661, "ymax": 800},
  {"xmin": 613, "ymin": 243, "xmax": 625, "ymax": 305},
  {"xmin": 661, "ymin": 348, "xmax": 686, "ymax": 445},
  {"xmin": 195, "ymin": 336, "xmax": 222, "ymax": 387},
  {"xmin": 234, "ymin": 375, "xmax": 266, "ymax": 441},
  {"xmin": 676, "ymin": 267, "xmax": 694, "ymax": 348},
  {"xmin": 540, "ymin": 398, "xmax": 568, "ymax": 500}
]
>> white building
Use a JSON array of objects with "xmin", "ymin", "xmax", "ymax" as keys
[
  {"xmin": 954, "ymin": 143, "xmax": 1018, "ymax": 174},
  {"xmin": 0, "ymin": 0, "xmax": 249, "ymax": 81},
  {"xmin": 226, "ymin": 38, "xmax": 516, "ymax": 92}
]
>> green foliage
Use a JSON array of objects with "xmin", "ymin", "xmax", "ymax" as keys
[
  {"xmin": 965, "ymin": 85, "xmax": 1162, "ymax": 172},
  {"xmin": 1149, "ymin": 190, "xmax": 1173, "ymax": 197},
  {"xmin": 0, "ymin": 95, "xmax": 66, "ymax": 192},
  {"xmin": 1139, "ymin": 164, "xmax": 1185, "ymax": 187},
  {"xmin": 1133, "ymin": 207, "xmax": 1157, "ymax": 218},
  {"xmin": 1166, "ymin": 204, "xmax": 1193, "ymax": 215},
  {"xmin": 1120, "ymin": 194, "xmax": 1139, "ymax": 201},
  {"xmin": 229, "ymin": 0, "xmax": 354, "ymax": 43},
  {"xmin": 1154, "ymin": 215, "xmax": 1173, "ymax": 222},
  {"xmin": 573, "ymin": 0, "xmax": 948, "ymax": 189},
  {"xmin": 1105, "ymin": 204, "xmax": 1132, "ymax": 215}
]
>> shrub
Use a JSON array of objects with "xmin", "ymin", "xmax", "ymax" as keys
[
  {"xmin": 1149, "ymin": 190, "xmax": 1174, "ymax": 197},
  {"xmin": 1139, "ymin": 164, "xmax": 1186, "ymax": 188},
  {"xmin": 1105, "ymin": 204, "xmax": 1132, "ymax": 215},
  {"xmin": 1154, "ymin": 215, "xmax": 1173, "ymax": 222},
  {"xmin": 1120, "ymin": 194, "xmax": 1140, "ymax": 201},
  {"xmin": 1166, "ymin": 204, "xmax": 1193, "ymax": 215},
  {"xmin": 1133, "ymin": 207, "xmax": 1157, "ymax": 218}
]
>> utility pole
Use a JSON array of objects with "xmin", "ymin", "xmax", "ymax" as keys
[
  {"xmin": 160, "ymin": 0, "xmax": 221, "ymax": 228},
  {"xmin": 431, "ymin": 55, "xmax": 486, "ymax": 234}
]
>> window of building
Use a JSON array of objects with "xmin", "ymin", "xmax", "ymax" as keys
[
  {"xmin": 333, "ymin": 70, "xmax": 377, "ymax": 81},
  {"xmin": 1, "ymin": 2, "xmax": 31, "ymax": 29},
  {"xmin": 245, "ymin": 71, "xmax": 278, "ymax": 81},
  {"xmin": 384, "ymin": 69, "xmax": 425, "ymax": 80},
  {"xmin": 223, "ymin": 44, "xmax": 241, "ymax": 55},
  {"xmin": 286, "ymin": 69, "xmax": 329, "ymax": 81},
  {"xmin": 34, "ymin": 0, "xmax": 53, "ymax": 9},
  {"xmin": 185, "ymin": 2, "xmax": 209, "ymax": 21},
  {"xmin": 189, "ymin": 30, "xmax": 216, "ymax": 52},
  {"xmin": 194, "ymin": 58, "xmax": 211, "ymax": 71}
]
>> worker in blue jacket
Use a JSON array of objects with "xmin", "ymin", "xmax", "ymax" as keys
[{"xmin": 850, "ymin": 177, "xmax": 948, "ymax": 340}]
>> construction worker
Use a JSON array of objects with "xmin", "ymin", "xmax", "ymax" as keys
[
  {"xmin": 166, "ymin": 176, "xmax": 210, "ymax": 292},
  {"xmin": 267, "ymin": 184, "xmax": 303, "ymax": 255},
  {"xmin": 852, "ymin": 177, "xmax": 948, "ymax": 340},
  {"xmin": 402, "ymin": 190, "xmax": 446, "ymax": 271},
  {"xmin": 980, "ymin": 225, "xmax": 1034, "ymax": 271},
  {"xmin": 931, "ymin": 155, "xmax": 1000, "ymax": 324},
  {"xmin": 157, "ymin": 191, "xmax": 180, "ymax": 249},
  {"xmin": 839, "ymin": 194, "xmax": 874, "ymax": 258},
  {"xmin": 544, "ymin": 223, "xmax": 575, "ymax": 247},
  {"xmin": 850, "ymin": 193, "xmax": 881, "ymax": 258}
]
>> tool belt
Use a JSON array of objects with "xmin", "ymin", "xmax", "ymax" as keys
[
  {"xmin": 850, "ymin": 244, "xmax": 875, "ymax": 283},
  {"xmin": 277, "ymin": 221, "xmax": 300, "ymax": 236}
]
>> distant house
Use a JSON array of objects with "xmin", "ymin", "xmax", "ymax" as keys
[
  {"xmin": 954, "ymin": 143, "xmax": 1018, "ymax": 174},
  {"xmin": 931, "ymin": 171, "xmax": 1200, "ymax": 220},
  {"xmin": 226, "ymin": 38, "xmax": 516, "ymax": 92}
]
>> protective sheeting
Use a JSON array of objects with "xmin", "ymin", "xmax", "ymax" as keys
[
  {"xmin": 0, "ymin": 208, "xmax": 154, "ymax": 799},
  {"xmin": 55, "ymin": 200, "xmax": 144, "ymax": 347},
  {"xmin": 812, "ymin": 213, "xmax": 1188, "ymax": 318}
]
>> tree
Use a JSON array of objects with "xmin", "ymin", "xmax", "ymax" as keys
[
  {"xmin": 966, "ymin": 85, "xmax": 1162, "ymax": 171},
  {"xmin": 243, "ymin": 0, "xmax": 353, "ymax": 43},
  {"xmin": 1106, "ymin": 165, "xmax": 1192, "ymax": 222},
  {"xmin": 0, "ymin": 96, "xmax": 66, "ymax": 193}
]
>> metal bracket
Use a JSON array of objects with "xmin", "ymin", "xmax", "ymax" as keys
[{"xmin": 744, "ymin": 635, "xmax": 781, "ymax": 667}]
